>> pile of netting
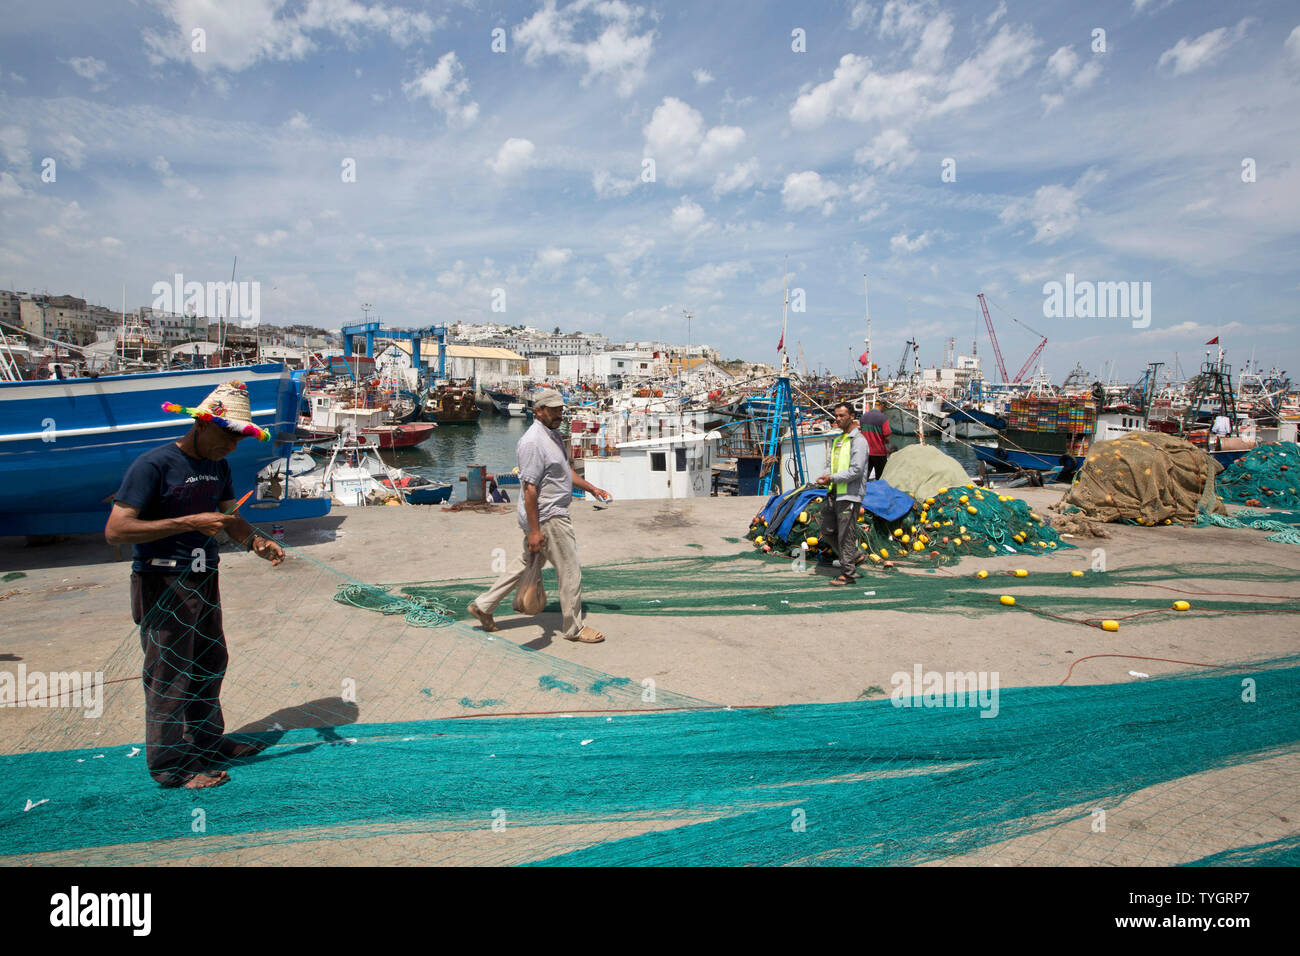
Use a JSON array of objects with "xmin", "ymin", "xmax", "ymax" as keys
[
  {"xmin": 1059, "ymin": 432, "xmax": 1223, "ymax": 525},
  {"xmin": 1196, "ymin": 507, "xmax": 1300, "ymax": 546},
  {"xmin": 1216, "ymin": 442, "xmax": 1300, "ymax": 509},
  {"xmin": 746, "ymin": 482, "xmax": 1070, "ymax": 568}
]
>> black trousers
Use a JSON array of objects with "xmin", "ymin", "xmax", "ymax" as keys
[
  {"xmin": 818, "ymin": 497, "xmax": 861, "ymax": 579},
  {"xmin": 868, "ymin": 455, "xmax": 888, "ymax": 480},
  {"xmin": 131, "ymin": 571, "xmax": 229, "ymax": 786}
]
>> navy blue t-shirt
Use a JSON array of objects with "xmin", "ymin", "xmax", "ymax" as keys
[{"xmin": 114, "ymin": 443, "xmax": 234, "ymax": 573}]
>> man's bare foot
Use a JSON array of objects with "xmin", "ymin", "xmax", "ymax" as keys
[
  {"xmin": 183, "ymin": 770, "xmax": 230, "ymax": 789},
  {"xmin": 467, "ymin": 602, "xmax": 497, "ymax": 632},
  {"xmin": 566, "ymin": 625, "xmax": 605, "ymax": 644}
]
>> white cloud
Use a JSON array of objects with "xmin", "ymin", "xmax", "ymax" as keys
[
  {"xmin": 889, "ymin": 231, "xmax": 931, "ymax": 253},
  {"xmin": 285, "ymin": 111, "xmax": 310, "ymax": 131},
  {"xmin": 1284, "ymin": 25, "xmax": 1300, "ymax": 66},
  {"xmin": 1158, "ymin": 20, "xmax": 1251, "ymax": 76},
  {"xmin": 574, "ymin": 276, "xmax": 600, "ymax": 296},
  {"xmin": 669, "ymin": 196, "xmax": 710, "ymax": 235},
  {"xmin": 52, "ymin": 133, "xmax": 86, "ymax": 169},
  {"xmin": 605, "ymin": 232, "xmax": 654, "ymax": 273},
  {"xmin": 790, "ymin": 23, "xmax": 1036, "ymax": 129},
  {"xmin": 693, "ymin": 68, "xmax": 713, "ymax": 86},
  {"xmin": 1040, "ymin": 93, "xmax": 1065, "ymax": 114},
  {"xmin": 489, "ymin": 138, "xmax": 536, "ymax": 176},
  {"xmin": 0, "ymin": 126, "xmax": 29, "ymax": 167},
  {"xmin": 712, "ymin": 158, "xmax": 759, "ymax": 197},
  {"xmin": 1046, "ymin": 46, "xmax": 1079, "ymax": 83},
  {"xmin": 986, "ymin": 1, "xmax": 1007, "ymax": 28},
  {"xmin": 0, "ymin": 172, "xmax": 23, "ymax": 199},
  {"xmin": 643, "ymin": 97, "xmax": 747, "ymax": 185},
  {"xmin": 65, "ymin": 56, "xmax": 109, "ymax": 84},
  {"xmin": 999, "ymin": 167, "xmax": 1106, "ymax": 243},
  {"xmin": 685, "ymin": 260, "xmax": 752, "ymax": 296},
  {"xmin": 592, "ymin": 167, "xmax": 637, "ymax": 198},
  {"xmin": 854, "ymin": 129, "xmax": 916, "ymax": 171},
  {"xmin": 513, "ymin": 0, "xmax": 655, "ymax": 97},
  {"xmin": 781, "ymin": 171, "xmax": 841, "ymax": 215},
  {"xmin": 535, "ymin": 246, "xmax": 572, "ymax": 272},
  {"xmin": 255, "ymin": 229, "xmax": 290, "ymax": 247},
  {"xmin": 404, "ymin": 52, "xmax": 479, "ymax": 126},
  {"xmin": 848, "ymin": 1, "xmax": 875, "ymax": 30},
  {"xmin": 143, "ymin": 0, "xmax": 436, "ymax": 73}
]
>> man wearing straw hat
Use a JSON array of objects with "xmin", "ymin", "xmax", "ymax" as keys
[
  {"xmin": 105, "ymin": 381, "xmax": 284, "ymax": 790},
  {"xmin": 467, "ymin": 388, "xmax": 610, "ymax": 643}
]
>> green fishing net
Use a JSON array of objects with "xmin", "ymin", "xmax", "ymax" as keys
[
  {"xmin": 746, "ymin": 484, "xmax": 1071, "ymax": 569},
  {"xmin": 1217, "ymin": 442, "xmax": 1300, "ymax": 510}
]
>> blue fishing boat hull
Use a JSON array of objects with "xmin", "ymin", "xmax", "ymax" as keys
[
  {"xmin": 0, "ymin": 364, "xmax": 329, "ymax": 536},
  {"xmin": 973, "ymin": 444, "xmax": 1082, "ymax": 472}
]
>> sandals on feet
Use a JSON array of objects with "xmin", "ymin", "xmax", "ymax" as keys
[
  {"xmin": 829, "ymin": 574, "xmax": 856, "ymax": 587},
  {"xmin": 566, "ymin": 625, "xmax": 605, "ymax": 643}
]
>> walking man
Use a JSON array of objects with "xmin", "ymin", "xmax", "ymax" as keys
[
  {"xmin": 105, "ymin": 381, "xmax": 284, "ymax": 790},
  {"xmin": 816, "ymin": 402, "xmax": 869, "ymax": 587},
  {"xmin": 859, "ymin": 398, "xmax": 891, "ymax": 480},
  {"xmin": 468, "ymin": 389, "xmax": 611, "ymax": 643}
]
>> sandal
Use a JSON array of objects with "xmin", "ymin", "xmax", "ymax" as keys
[
  {"xmin": 828, "ymin": 574, "xmax": 855, "ymax": 586},
  {"xmin": 566, "ymin": 625, "xmax": 606, "ymax": 643}
]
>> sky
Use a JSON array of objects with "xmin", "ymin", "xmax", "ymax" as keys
[{"xmin": 1, "ymin": 0, "xmax": 1298, "ymax": 383}]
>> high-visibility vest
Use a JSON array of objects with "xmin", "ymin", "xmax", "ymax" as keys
[{"xmin": 832, "ymin": 432, "xmax": 853, "ymax": 495}]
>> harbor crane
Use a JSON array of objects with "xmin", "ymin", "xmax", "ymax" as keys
[{"xmin": 977, "ymin": 292, "xmax": 1048, "ymax": 384}]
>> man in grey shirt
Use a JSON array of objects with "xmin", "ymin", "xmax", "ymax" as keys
[
  {"xmin": 815, "ymin": 402, "xmax": 869, "ymax": 586},
  {"xmin": 468, "ymin": 389, "xmax": 612, "ymax": 643}
]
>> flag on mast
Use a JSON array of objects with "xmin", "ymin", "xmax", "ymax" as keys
[{"xmin": 1205, "ymin": 336, "xmax": 1219, "ymax": 345}]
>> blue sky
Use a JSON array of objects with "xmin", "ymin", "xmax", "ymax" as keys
[{"xmin": 1, "ymin": 0, "xmax": 1297, "ymax": 382}]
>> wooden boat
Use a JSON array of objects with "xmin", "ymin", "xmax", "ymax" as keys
[{"xmin": 425, "ymin": 384, "xmax": 481, "ymax": 424}]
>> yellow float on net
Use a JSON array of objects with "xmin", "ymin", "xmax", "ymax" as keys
[
  {"xmin": 913, "ymin": 540, "xmax": 924, "ymax": 551},
  {"xmin": 870, "ymin": 553, "xmax": 882, "ymax": 563},
  {"xmin": 959, "ymin": 495, "xmax": 969, "ymax": 504},
  {"xmin": 1101, "ymin": 620, "xmax": 1120, "ymax": 631},
  {"xmin": 976, "ymin": 570, "xmax": 989, "ymax": 579},
  {"xmin": 901, "ymin": 534, "xmax": 911, "ymax": 543},
  {"xmin": 937, "ymin": 487, "xmax": 948, "ymax": 494},
  {"xmin": 798, "ymin": 511, "xmax": 808, "ymax": 523},
  {"xmin": 1000, "ymin": 595, "xmax": 1016, "ymax": 605},
  {"xmin": 1173, "ymin": 600, "xmax": 1190, "ymax": 611},
  {"xmin": 1071, "ymin": 570, "xmax": 1085, "ymax": 577},
  {"xmin": 755, "ymin": 536, "xmax": 764, "ymax": 544},
  {"xmin": 1013, "ymin": 569, "xmax": 1028, "ymax": 577},
  {"xmin": 967, "ymin": 506, "xmax": 978, "ymax": 515},
  {"xmin": 880, "ymin": 548, "xmax": 889, "ymax": 558},
  {"xmin": 893, "ymin": 528, "xmax": 903, "ymax": 538}
]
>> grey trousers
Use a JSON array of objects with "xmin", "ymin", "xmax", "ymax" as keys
[
  {"xmin": 475, "ymin": 515, "xmax": 586, "ymax": 639},
  {"xmin": 818, "ymin": 497, "xmax": 861, "ymax": 579}
]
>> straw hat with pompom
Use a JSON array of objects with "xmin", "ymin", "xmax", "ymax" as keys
[{"xmin": 162, "ymin": 380, "xmax": 270, "ymax": 442}]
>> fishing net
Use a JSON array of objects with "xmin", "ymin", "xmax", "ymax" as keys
[
  {"xmin": 1196, "ymin": 508, "xmax": 1300, "ymax": 546},
  {"xmin": 1216, "ymin": 442, "xmax": 1300, "ymax": 509},
  {"xmin": 4, "ymin": 530, "xmax": 1299, "ymax": 866},
  {"xmin": 1059, "ymin": 432, "xmax": 1223, "ymax": 525},
  {"xmin": 745, "ymin": 484, "xmax": 1071, "ymax": 568},
  {"xmin": 879, "ymin": 443, "xmax": 970, "ymax": 501}
]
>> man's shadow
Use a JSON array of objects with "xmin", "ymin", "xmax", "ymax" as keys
[{"xmin": 221, "ymin": 697, "xmax": 361, "ymax": 767}]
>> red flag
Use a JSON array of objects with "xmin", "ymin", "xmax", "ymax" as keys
[
  {"xmin": 858, "ymin": 350, "xmax": 870, "ymax": 366},
  {"xmin": 1205, "ymin": 336, "xmax": 1219, "ymax": 345},
  {"xmin": 776, "ymin": 332, "xmax": 784, "ymax": 352}
]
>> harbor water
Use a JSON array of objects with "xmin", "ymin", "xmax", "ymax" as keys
[{"xmin": 366, "ymin": 414, "xmax": 988, "ymax": 497}]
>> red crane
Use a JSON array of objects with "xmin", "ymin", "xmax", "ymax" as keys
[
  {"xmin": 1012, "ymin": 321, "xmax": 1049, "ymax": 383},
  {"xmin": 977, "ymin": 292, "xmax": 1009, "ymax": 383},
  {"xmin": 978, "ymin": 292, "xmax": 1049, "ymax": 383}
]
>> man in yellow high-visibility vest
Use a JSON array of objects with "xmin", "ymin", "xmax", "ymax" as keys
[{"xmin": 816, "ymin": 402, "xmax": 870, "ymax": 586}]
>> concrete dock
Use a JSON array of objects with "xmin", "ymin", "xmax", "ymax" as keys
[{"xmin": 2, "ymin": 490, "xmax": 1298, "ymax": 865}]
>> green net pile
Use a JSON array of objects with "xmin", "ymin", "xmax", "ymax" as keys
[
  {"xmin": 1216, "ymin": 442, "xmax": 1300, "ymax": 509},
  {"xmin": 746, "ymin": 484, "xmax": 1071, "ymax": 568}
]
